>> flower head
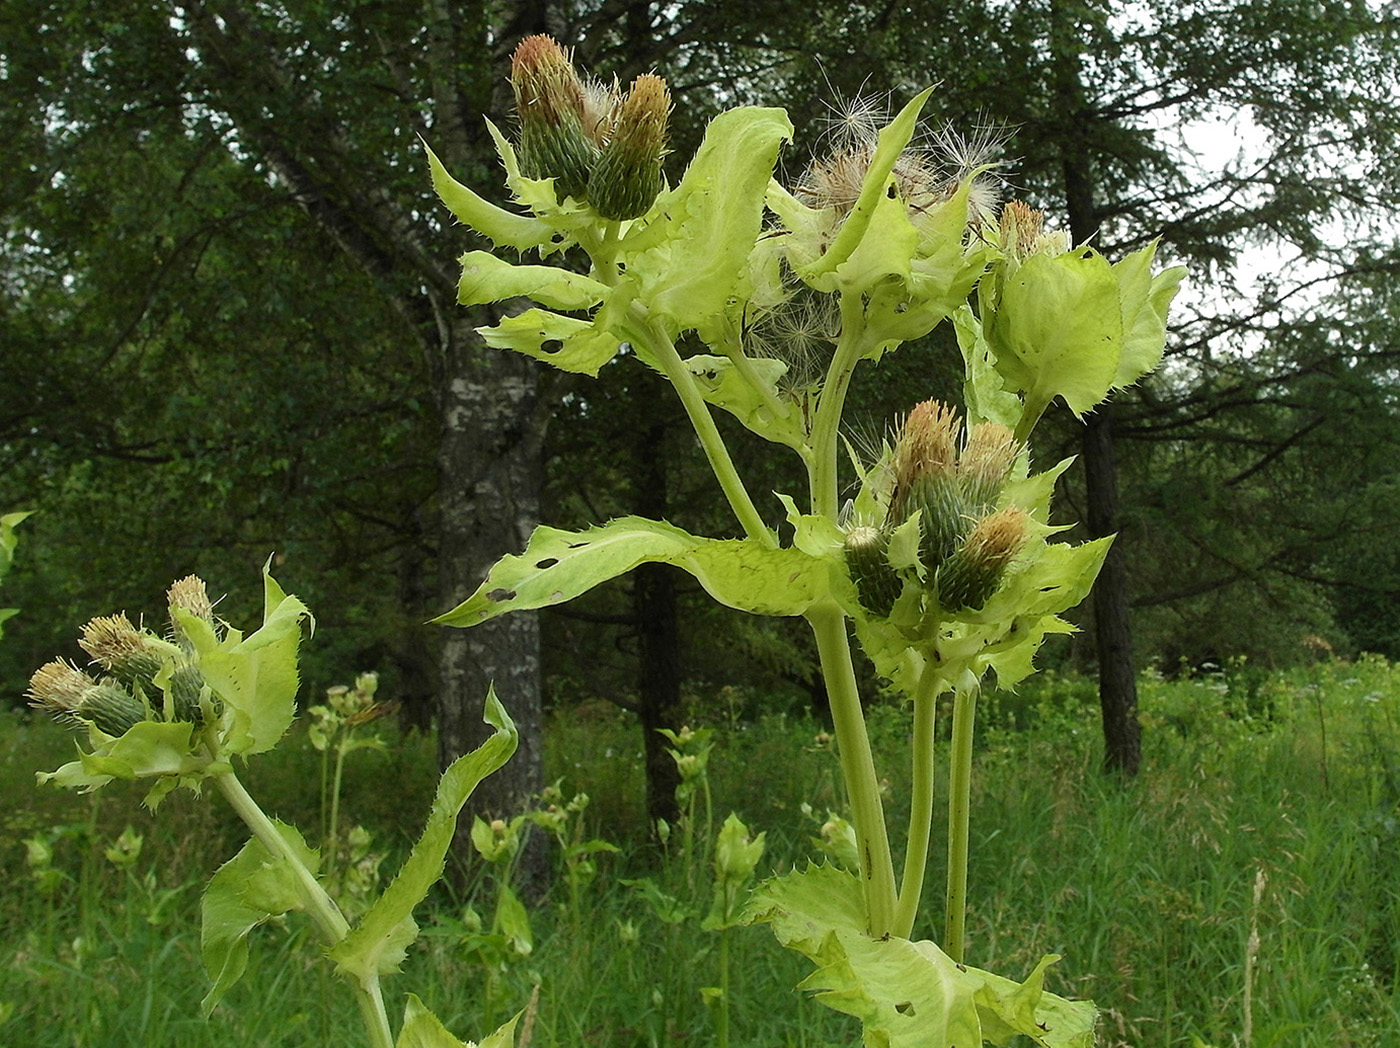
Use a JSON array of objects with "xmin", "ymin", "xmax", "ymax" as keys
[
  {"xmin": 510, "ymin": 34, "xmax": 600, "ymax": 201},
  {"xmin": 588, "ymin": 72, "xmax": 671, "ymax": 220},
  {"xmin": 935, "ymin": 506, "xmax": 1029, "ymax": 612}
]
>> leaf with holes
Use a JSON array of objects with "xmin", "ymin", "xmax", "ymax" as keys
[{"xmin": 434, "ymin": 517, "xmax": 830, "ymax": 628}]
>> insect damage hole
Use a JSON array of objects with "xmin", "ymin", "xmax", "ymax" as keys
[
  {"xmin": 535, "ymin": 557, "xmax": 559, "ymax": 569},
  {"xmin": 487, "ymin": 588, "xmax": 517, "ymax": 603}
]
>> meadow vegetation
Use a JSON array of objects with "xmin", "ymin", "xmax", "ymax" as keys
[{"xmin": 4, "ymin": 656, "xmax": 1396, "ymax": 1047}]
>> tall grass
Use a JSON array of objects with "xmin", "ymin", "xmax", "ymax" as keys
[{"xmin": 2, "ymin": 657, "xmax": 1396, "ymax": 1046}]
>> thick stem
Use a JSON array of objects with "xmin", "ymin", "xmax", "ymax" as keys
[
  {"xmin": 634, "ymin": 313, "xmax": 775, "ymax": 547},
  {"xmin": 807, "ymin": 601, "xmax": 897, "ymax": 936},
  {"xmin": 943, "ymin": 685, "xmax": 978, "ymax": 962},
  {"xmin": 893, "ymin": 664, "xmax": 941, "ymax": 939},
  {"xmin": 213, "ymin": 770, "xmax": 394, "ymax": 1048}
]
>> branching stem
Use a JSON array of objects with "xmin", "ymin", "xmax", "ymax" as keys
[{"xmin": 213, "ymin": 769, "xmax": 394, "ymax": 1048}]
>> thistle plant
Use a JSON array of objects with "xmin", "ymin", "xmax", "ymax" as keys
[
  {"xmin": 429, "ymin": 36, "xmax": 1183, "ymax": 1047},
  {"xmin": 28, "ymin": 569, "xmax": 521, "ymax": 1048}
]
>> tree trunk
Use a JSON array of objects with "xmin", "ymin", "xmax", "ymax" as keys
[
  {"xmin": 1083, "ymin": 404, "xmax": 1142, "ymax": 775},
  {"xmin": 1053, "ymin": 0, "xmax": 1142, "ymax": 776},
  {"xmin": 436, "ymin": 320, "xmax": 549, "ymax": 889}
]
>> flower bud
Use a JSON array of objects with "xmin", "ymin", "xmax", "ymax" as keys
[
  {"xmin": 510, "ymin": 35, "xmax": 600, "ymax": 201},
  {"xmin": 29, "ymin": 660, "xmax": 149, "ymax": 736},
  {"xmin": 959, "ymin": 421, "xmax": 1020, "ymax": 514},
  {"xmin": 79, "ymin": 614, "xmax": 167, "ymax": 691},
  {"xmin": 888, "ymin": 401, "xmax": 969, "ymax": 572},
  {"xmin": 935, "ymin": 506, "xmax": 1029, "ymax": 612},
  {"xmin": 713, "ymin": 812, "xmax": 765, "ymax": 884},
  {"xmin": 998, "ymin": 200, "xmax": 1043, "ymax": 259},
  {"xmin": 587, "ymin": 73, "xmax": 670, "ymax": 220},
  {"xmin": 167, "ymin": 575, "xmax": 214, "ymax": 623},
  {"xmin": 843, "ymin": 525, "xmax": 901, "ymax": 618},
  {"xmin": 27, "ymin": 659, "xmax": 97, "ymax": 724},
  {"xmin": 168, "ymin": 661, "xmax": 210, "ymax": 724}
]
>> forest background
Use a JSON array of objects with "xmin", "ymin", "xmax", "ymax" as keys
[{"xmin": 2, "ymin": 0, "xmax": 1399, "ymax": 829}]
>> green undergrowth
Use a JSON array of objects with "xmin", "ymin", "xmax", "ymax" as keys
[{"xmin": 3, "ymin": 657, "xmax": 1397, "ymax": 1046}]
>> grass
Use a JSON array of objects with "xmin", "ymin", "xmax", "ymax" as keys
[{"xmin": 1, "ymin": 656, "xmax": 1397, "ymax": 1046}]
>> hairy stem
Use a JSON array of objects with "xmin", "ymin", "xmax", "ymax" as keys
[
  {"xmin": 894, "ymin": 664, "xmax": 941, "ymax": 938},
  {"xmin": 808, "ymin": 600, "xmax": 896, "ymax": 936},
  {"xmin": 214, "ymin": 770, "xmax": 394, "ymax": 1048},
  {"xmin": 943, "ymin": 685, "xmax": 978, "ymax": 962}
]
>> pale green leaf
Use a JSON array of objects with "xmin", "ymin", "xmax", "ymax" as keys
[
  {"xmin": 685, "ymin": 355, "xmax": 807, "ymax": 451},
  {"xmin": 181, "ymin": 573, "xmax": 310, "ymax": 757},
  {"xmin": 629, "ymin": 107, "xmax": 794, "ymax": 331},
  {"xmin": 434, "ymin": 517, "xmax": 828, "ymax": 627},
  {"xmin": 424, "ymin": 140, "xmax": 557, "ymax": 254},
  {"xmin": 747, "ymin": 865, "xmax": 1095, "ymax": 1048},
  {"xmin": 478, "ymin": 309, "xmax": 621, "ymax": 376},
  {"xmin": 1113, "ymin": 243, "xmax": 1185, "ymax": 388},
  {"xmin": 954, "ymin": 306, "xmax": 1022, "ymax": 430},
  {"xmin": 200, "ymin": 822, "xmax": 319, "ymax": 1015},
  {"xmin": 986, "ymin": 247, "xmax": 1124, "ymax": 420},
  {"xmin": 397, "ymin": 996, "xmax": 520, "ymax": 1048},
  {"xmin": 329, "ymin": 691, "xmax": 517, "ymax": 982},
  {"xmin": 456, "ymin": 250, "xmax": 608, "ymax": 311},
  {"xmin": 832, "ymin": 183, "xmax": 918, "ymax": 297},
  {"xmin": 36, "ymin": 720, "xmax": 205, "ymax": 793}
]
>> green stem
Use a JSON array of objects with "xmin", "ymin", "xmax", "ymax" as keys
[
  {"xmin": 943, "ymin": 685, "xmax": 978, "ymax": 962},
  {"xmin": 808, "ymin": 600, "xmax": 896, "ymax": 936},
  {"xmin": 808, "ymin": 292, "xmax": 868, "ymax": 517},
  {"xmin": 329, "ymin": 728, "xmax": 352, "ymax": 857},
  {"xmin": 893, "ymin": 664, "xmax": 942, "ymax": 939},
  {"xmin": 633, "ymin": 312, "xmax": 775, "ymax": 547},
  {"xmin": 213, "ymin": 769, "xmax": 394, "ymax": 1048},
  {"xmin": 718, "ymin": 925, "xmax": 731, "ymax": 1048}
]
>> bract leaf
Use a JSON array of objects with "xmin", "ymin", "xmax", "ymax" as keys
[
  {"xmin": 985, "ymin": 247, "xmax": 1123, "ymax": 420},
  {"xmin": 1113, "ymin": 242, "xmax": 1185, "ymax": 388},
  {"xmin": 329, "ymin": 691, "xmax": 517, "ymax": 982},
  {"xmin": 434, "ymin": 517, "xmax": 828, "ymax": 627},
  {"xmin": 180, "ymin": 570, "xmax": 311, "ymax": 756},
  {"xmin": 747, "ymin": 865, "xmax": 1095, "ymax": 1048},
  {"xmin": 628, "ymin": 107, "xmax": 793, "ymax": 332},
  {"xmin": 36, "ymin": 720, "xmax": 205, "ymax": 793},
  {"xmin": 424, "ymin": 140, "xmax": 557, "ymax": 254},
  {"xmin": 478, "ymin": 309, "xmax": 621, "ymax": 375},
  {"xmin": 456, "ymin": 250, "xmax": 608, "ymax": 311},
  {"xmin": 954, "ymin": 307, "xmax": 1023, "ymax": 430},
  {"xmin": 200, "ymin": 821, "xmax": 319, "ymax": 1016}
]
